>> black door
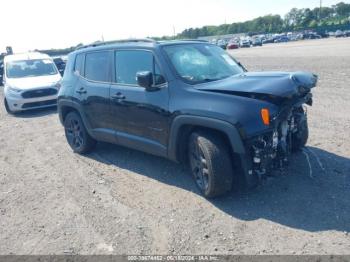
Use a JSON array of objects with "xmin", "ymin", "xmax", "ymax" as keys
[
  {"xmin": 110, "ymin": 50, "xmax": 169, "ymax": 156},
  {"xmin": 76, "ymin": 51, "xmax": 112, "ymax": 131}
]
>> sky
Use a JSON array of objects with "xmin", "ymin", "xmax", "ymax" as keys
[{"xmin": 1, "ymin": 0, "xmax": 346, "ymax": 52}]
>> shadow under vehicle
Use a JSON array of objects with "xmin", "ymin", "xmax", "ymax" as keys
[{"xmin": 87, "ymin": 143, "xmax": 350, "ymax": 233}]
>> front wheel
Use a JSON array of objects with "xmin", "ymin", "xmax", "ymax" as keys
[
  {"xmin": 188, "ymin": 131, "xmax": 233, "ymax": 198},
  {"xmin": 64, "ymin": 111, "xmax": 96, "ymax": 154},
  {"xmin": 292, "ymin": 108, "xmax": 309, "ymax": 151}
]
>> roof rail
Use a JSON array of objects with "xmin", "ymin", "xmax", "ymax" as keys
[
  {"xmin": 157, "ymin": 39, "xmax": 210, "ymax": 44},
  {"xmin": 76, "ymin": 38, "xmax": 157, "ymax": 50},
  {"xmin": 179, "ymin": 39, "xmax": 209, "ymax": 42}
]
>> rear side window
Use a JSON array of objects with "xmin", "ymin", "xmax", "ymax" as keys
[
  {"xmin": 74, "ymin": 54, "xmax": 84, "ymax": 75},
  {"xmin": 84, "ymin": 51, "xmax": 110, "ymax": 82},
  {"xmin": 115, "ymin": 50, "xmax": 165, "ymax": 86}
]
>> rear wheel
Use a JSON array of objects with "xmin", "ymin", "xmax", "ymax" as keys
[
  {"xmin": 64, "ymin": 111, "xmax": 96, "ymax": 154},
  {"xmin": 188, "ymin": 131, "xmax": 233, "ymax": 198}
]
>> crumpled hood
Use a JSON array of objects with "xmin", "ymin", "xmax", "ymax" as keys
[
  {"xmin": 196, "ymin": 71, "xmax": 317, "ymax": 99},
  {"xmin": 6, "ymin": 74, "xmax": 61, "ymax": 90}
]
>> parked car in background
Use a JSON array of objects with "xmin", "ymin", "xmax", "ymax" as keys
[
  {"xmin": 318, "ymin": 32, "xmax": 330, "ymax": 38},
  {"xmin": 262, "ymin": 37, "xmax": 275, "ymax": 44},
  {"xmin": 0, "ymin": 61, "xmax": 3, "ymax": 85},
  {"xmin": 303, "ymin": 33, "xmax": 321, "ymax": 39},
  {"xmin": 252, "ymin": 37, "xmax": 262, "ymax": 46},
  {"xmin": 227, "ymin": 40, "xmax": 239, "ymax": 49},
  {"xmin": 274, "ymin": 35, "xmax": 289, "ymax": 43},
  {"xmin": 288, "ymin": 34, "xmax": 298, "ymax": 41},
  {"xmin": 240, "ymin": 38, "xmax": 251, "ymax": 47},
  {"xmin": 3, "ymin": 52, "xmax": 61, "ymax": 113},
  {"xmin": 53, "ymin": 56, "xmax": 66, "ymax": 76},
  {"xmin": 217, "ymin": 39, "xmax": 227, "ymax": 49},
  {"xmin": 335, "ymin": 30, "xmax": 344, "ymax": 38}
]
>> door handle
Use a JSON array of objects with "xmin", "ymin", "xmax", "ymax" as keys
[
  {"xmin": 111, "ymin": 92, "xmax": 125, "ymax": 100},
  {"xmin": 76, "ymin": 87, "xmax": 87, "ymax": 94}
]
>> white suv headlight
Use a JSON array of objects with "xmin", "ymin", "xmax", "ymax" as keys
[
  {"xmin": 54, "ymin": 82, "xmax": 61, "ymax": 89},
  {"xmin": 7, "ymin": 86, "xmax": 22, "ymax": 93},
  {"xmin": 50, "ymin": 82, "xmax": 61, "ymax": 89}
]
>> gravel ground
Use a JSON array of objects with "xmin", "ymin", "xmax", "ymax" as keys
[{"xmin": 0, "ymin": 38, "xmax": 349, "ymax": 255}]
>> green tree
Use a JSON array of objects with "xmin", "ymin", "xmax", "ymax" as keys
[
  {"xmin": 334, "ymin": 2, "xmax": 350, "ymax": 16},
  {"xmin": 175, "ymin": 1, "xmax": 349, "ymax": 39}
]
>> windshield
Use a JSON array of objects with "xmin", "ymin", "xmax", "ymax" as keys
[
  {"xmin": 163, "ymin": 44, "xmax": 244, "ymax": 84},
  {"xmin": 6, "ymin": 59, "xmax": 58, "ymax": 78}
]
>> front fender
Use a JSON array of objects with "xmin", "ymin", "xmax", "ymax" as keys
[{"xmin": 168, "ymin": 115, "xmax": 245, "ymax": 162}]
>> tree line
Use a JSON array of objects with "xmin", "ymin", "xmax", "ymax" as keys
[
  {"xmin": 159, "ymin": 1, "xmax": 350, "ymax": 39},
  {"xmin": 4, "ymin": 2, "xmax": 350, "ymax": 57}
]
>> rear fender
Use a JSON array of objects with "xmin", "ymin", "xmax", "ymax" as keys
[{"xmin": 58, "ymin": 100, "xmax": 92, "ymax": 134}]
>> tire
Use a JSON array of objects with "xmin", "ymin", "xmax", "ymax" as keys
[
  {"xmin": 64, "ymin": 111, "xmax": 96, "ymax": 154},
  {"xmin": 292, "ymin": 109, "xmax": 309, "ymax": 152},
  {"xmin": 188, "ymin": 131, "xmax": 233, "ymax": 198}
]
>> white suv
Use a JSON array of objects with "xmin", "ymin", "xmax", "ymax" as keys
[{"xmin": 3, "ymin": 52, "xmax": 61, "ymax": 113}]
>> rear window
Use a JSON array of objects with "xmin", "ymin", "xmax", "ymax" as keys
[
  {"xmin": 84, "ymin": 51, "xmax": 110, "ymax": 82},
  {"xmin": 6, "ymin": 59, "xmax": 58, "ymax": 78}
]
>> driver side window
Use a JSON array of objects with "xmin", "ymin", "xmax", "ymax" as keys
[
  {"xmin": 154, "ymin": 62, "xmax": 166, "ymax": 86},
  {"xmin": 115, "ymin": 50, "xmax": 165, "ymax": 86}
]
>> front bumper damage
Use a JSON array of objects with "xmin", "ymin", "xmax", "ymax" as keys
[{"xmin": 243, "ymin": 93, "xmax": 312, "ymax": 181}]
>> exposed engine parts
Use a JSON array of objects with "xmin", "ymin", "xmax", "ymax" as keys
[{"xmin": 249, "ymin": 106, "xmax": 308, "ymax": 180}]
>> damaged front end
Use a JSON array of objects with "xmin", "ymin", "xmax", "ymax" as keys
[
  {"xmin": 234, "ymin": 72, "xmax": 317, "ymax": 182},
  {"xmin": 246, "ymin": 94, "xmax": 312, "ymax": 180},
  {"xmin": 196, "ymin": 70, "xmax": 317, "ymax": 183}
]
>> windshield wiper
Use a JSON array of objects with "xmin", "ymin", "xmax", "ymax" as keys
[
  {"xmin": 202, "ymin": 78, "xmax": 220, "ymax": 82},
  {"xmin": 201, "ymin": 75, "xmax": 232, "ymax": 83}
]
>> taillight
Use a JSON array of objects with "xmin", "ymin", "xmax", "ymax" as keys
[{"xmin": 261, "ymin": 108, "xmax": 270, "ymax": 126}]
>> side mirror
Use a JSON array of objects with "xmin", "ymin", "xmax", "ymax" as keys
[{"xmin": 136, "ymin": 71, "xmax": 155, "ymax": 91}]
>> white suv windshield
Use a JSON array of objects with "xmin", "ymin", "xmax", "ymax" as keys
[
  {"xmin": 6, "ymin": 59, "xmax": 58, "ymax": 78},
  {"xmin": 163, "ymin": 44, "xmax": 244, "ymax": 84}
]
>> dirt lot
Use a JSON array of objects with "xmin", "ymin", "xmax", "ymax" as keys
[{"xmin": 0, "ymin": 38, "xmax": 349, "ymax": 255}]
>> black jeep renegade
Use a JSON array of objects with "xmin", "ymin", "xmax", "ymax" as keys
[{"xmin": 58, "ymin": 39, "xmax": 317, "ymax": 198}]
